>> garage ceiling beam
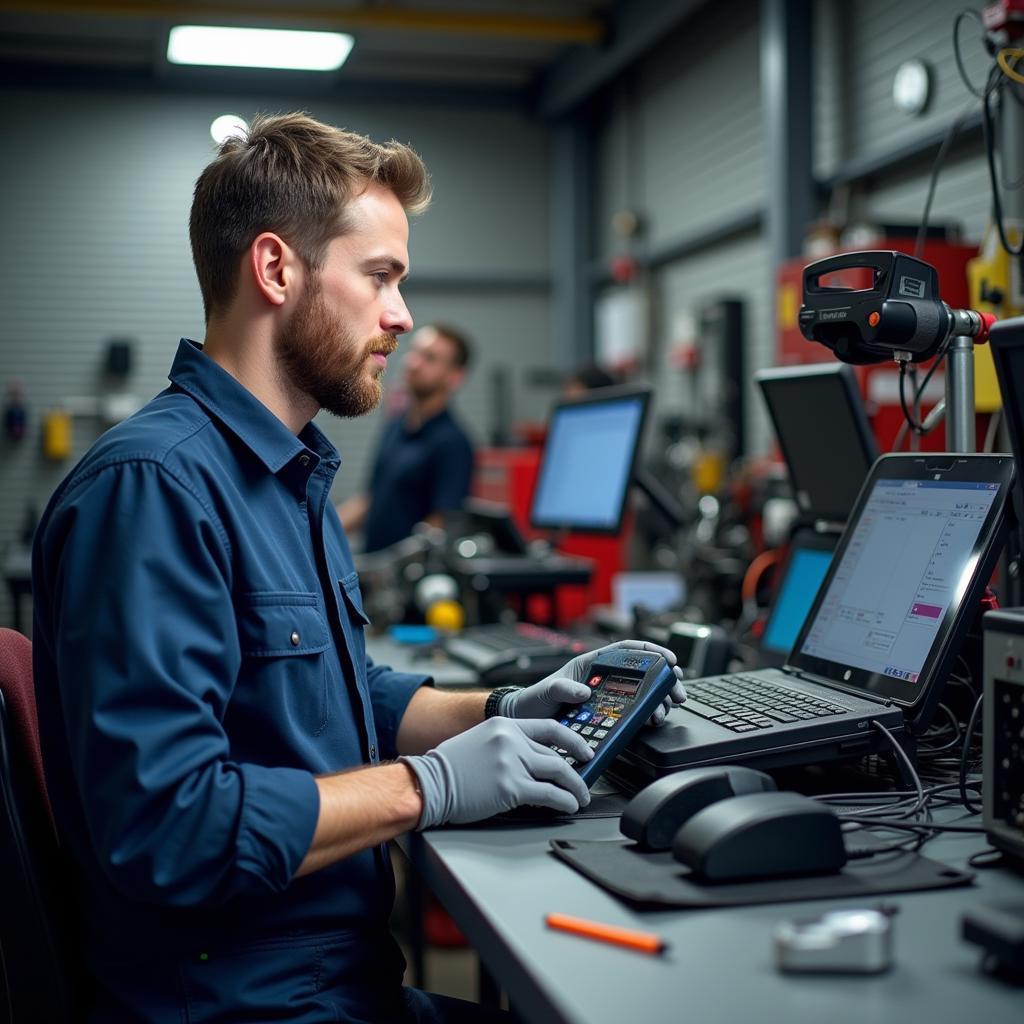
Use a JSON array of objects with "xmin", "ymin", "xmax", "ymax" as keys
[
  {"xmin": 0, "ymin": 1, "xmax": 605, "ymax": 45},
  {"xmin": 536, "ymin": 0, "xmax": 706, "ymax": 118}
]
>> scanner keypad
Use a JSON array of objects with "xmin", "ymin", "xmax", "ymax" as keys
[{"xmin": 552, "ymin": 673, "xmax": 636, "ymax": 765}]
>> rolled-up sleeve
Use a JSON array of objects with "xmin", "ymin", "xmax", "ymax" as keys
[
  {"xmin": 365, "ymin": 657, "xmax": 429, "ymax": 759},
  {"xmin": 39, "ymin": 460, "xmax": 319, "ymax": 907}
]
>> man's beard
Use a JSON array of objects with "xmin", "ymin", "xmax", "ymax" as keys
[{"xmin": 276, "ymin": 283, "xmax": 397, "ymax": 419}]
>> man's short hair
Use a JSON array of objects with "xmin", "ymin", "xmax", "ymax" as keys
[
  {"xmin": 190, "ymin": 112, "xmax": 432, "ymax": 322},
  {"xmin": 429, "ymin": 323, "xmax": 473, "ymax": 372}
]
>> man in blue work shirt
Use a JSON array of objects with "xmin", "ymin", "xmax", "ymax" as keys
[
  {"xmin": 337, "ymin": 323, "xmax": 475, "ymax": 551},
  {"xmin": 32, "ymin": 113, "xmax": 686, "ymax": 1023}
]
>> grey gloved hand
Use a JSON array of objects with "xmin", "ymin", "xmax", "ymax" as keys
[
  {"xmin": 498, "ymin": 638, "xmax": 688, "ymax": 727},
  {"xmin": 401, "ymin": 717, "xmax": 594, "ymax": 829}
]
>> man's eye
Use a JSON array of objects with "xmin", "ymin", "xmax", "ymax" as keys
[{"xmin": 373, "ymin": 271, "xmax": 389, "ymax": 283}]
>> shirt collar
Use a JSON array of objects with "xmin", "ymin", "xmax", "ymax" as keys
[
  {"xmin": 403, "ymin": 406, "xmax": 451, "ymax": 436},
  {"xmin": 168, "ymin": 339, "xmax": 340, "ymax": 474}
]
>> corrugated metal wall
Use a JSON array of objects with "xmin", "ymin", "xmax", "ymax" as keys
[
  {"xmin": 595, "ymin": 0, "xmax": 766, "ymax": 261},
  {"xmin": 592, "ymin": 0, "xmax": 1000, "ymax": 468},
  {"xmin": 0, "ymin": 87, "xmax": 553, "ymax": 628},
  {"xmin": 593, "ymin": 0, "xmax": 770, "ymax": 453},
  {"xmin": 816, "ymin": 0, "xmax": 993, "ymax": 238}
]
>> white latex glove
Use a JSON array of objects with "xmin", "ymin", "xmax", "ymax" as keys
[{"xmin": 498, "ymin": 638, "xmax": 688, "ymax": 727}]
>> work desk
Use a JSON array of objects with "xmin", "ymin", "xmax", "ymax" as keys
[
  {"xmin": 402, "ymin": 812, "xmax": 1024, "ymax": 1024},
  {"xmin": 366, "ymin": 634, "xmax": 480, "ymax": 688}
]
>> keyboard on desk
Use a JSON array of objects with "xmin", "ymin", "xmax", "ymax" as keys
[
  {"xmin": 683, "ymin": 675, "xmax": 851, "ymax": 733},
  {"xmin": 444, "ymin": 623, "xmax": 603, "ymax": 683}
]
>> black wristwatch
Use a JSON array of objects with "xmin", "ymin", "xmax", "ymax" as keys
[{"xmin": 484, "ymin": 685, "xmax": 521, "ymax": 719}]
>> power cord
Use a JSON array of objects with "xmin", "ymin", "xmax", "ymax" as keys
[
  {"xmin": 817, "ymin": 720, "xmax": 990, "ymax": 859},
  {"xmin": 893, "ymin": 335, "xmax": 952, "ymax": 447},
  {"xmin": 959, "ymin": 692, "xmax": 985, "ymax": 813}
]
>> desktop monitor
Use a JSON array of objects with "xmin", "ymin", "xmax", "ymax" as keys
[
  {"xmin": 990, "ymin": 316, "xmax": 1024, "ymax": 487},
  {"xmin": 530, "ymin": 386, "xmax": 651, "ymax": 534},
  {"xmin": 756, "ymin": 363, "xmax": 878, "ymax": 523}
]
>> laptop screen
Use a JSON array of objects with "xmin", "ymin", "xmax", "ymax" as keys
[
  {"xmin": 788, "ymin": 454, "xmax": 1013, "ymax": 710},
  {"xmin": 762, "ymin": 546, "xmax": 834, "ymax": 655}
]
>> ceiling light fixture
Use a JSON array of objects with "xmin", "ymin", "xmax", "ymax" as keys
[{"xmin": 167, "ymin": 26, "xmax": 354, "ymax": 72}]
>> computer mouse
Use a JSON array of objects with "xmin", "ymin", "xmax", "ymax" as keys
[
  {"xmin": 620, "ymin": 765, "xmax": 777, "ymax": 850},
  {"xmin": 671, "ymin": 791, "xmax": 847, "ymax": 882}
]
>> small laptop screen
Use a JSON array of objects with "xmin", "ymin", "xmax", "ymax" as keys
[
  {"xmin": 531, "ymin": 392, "xmax": 647, "ymax": 532},
  {"xmin": 799, "ymin": 478, "xmax": 1000, "ymax": 683},
  {"xmin": 762, "ymin": 547, "xmax": 834, "ymax": 655}
]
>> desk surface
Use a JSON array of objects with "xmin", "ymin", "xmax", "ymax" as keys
[
  {"xmin": 366, "ymin": 634, "xmax": 480, "ymax": 688},
  {"xmin": 406, "ymin": 813, "xmax": 1024, "ymax": 1024}
]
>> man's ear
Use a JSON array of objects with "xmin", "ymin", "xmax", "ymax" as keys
[{"xmin": 249, "ymin": 232, "xmax": 301, "ymax": 308}]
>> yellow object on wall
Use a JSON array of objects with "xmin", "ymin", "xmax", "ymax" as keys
[
  {"xmin": 968, "ymin": 225, "xmax": 1024, "ymax": 412},
  {"xmin": 42, "ymin": 409, "xmax": 72, "ymax": 460}
]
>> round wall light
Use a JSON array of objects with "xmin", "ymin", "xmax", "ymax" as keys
[
  {"xmin": 210, "ymin": 114, "xmax": 249, "ymax": 146},
  {"xmin": 893, "ymin": 59, "xmax": 932, "ymax": 116}
]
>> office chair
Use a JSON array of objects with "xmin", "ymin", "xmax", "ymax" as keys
[{"xmin": 0, "ymin": 627, "xmax": 84, "ymax": 1023}]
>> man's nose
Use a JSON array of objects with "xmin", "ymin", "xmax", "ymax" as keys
[{"xmin": 383, "ymin": 289, "xmax": 413, "ymax": 336}]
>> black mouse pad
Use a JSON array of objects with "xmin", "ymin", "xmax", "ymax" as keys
[{"xmin": 549, "ymin": 837, "xmax": 973, "ymax": 908}]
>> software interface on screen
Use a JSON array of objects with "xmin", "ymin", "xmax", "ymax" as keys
[
  {"xmin": 531, "ymin": 397, "xmax": 644, "ymax": 529},
  {"xmin": 762, "ymin": 548, "xmax": 834, "ymax": 654},
  {"xmin": 800, "ymin": 479, "xmax": 999, "ymax": 683}
]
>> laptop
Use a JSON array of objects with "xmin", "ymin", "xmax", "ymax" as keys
[
  {"xmin": 612, "ymin": 453, "xmax": 1014, "ymax": 789},
  {"xmin": 756, "ymin": 363, "xmax": 878, "ymax": 526},
  {"xmin": 757, "ymin": 527, "xmax": 837, "ymax": 668}
]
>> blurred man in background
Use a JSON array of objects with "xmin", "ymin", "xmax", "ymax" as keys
[{"xmin": 338, "ymin": 323, "xmax": 474, "ymax": 551}]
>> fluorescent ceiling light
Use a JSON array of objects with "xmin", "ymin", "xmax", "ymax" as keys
[{"xmin": 167, "ymin": 26, "xmax": 354, "ymax": 72}]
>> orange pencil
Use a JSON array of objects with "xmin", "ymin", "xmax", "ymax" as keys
[{"xmin": 544, "ymin": 912, "xmax": 668, "ymax": 954}]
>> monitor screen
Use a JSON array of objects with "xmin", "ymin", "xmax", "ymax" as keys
[
  {"xmin": 798, "ymin": 477, "xmax": 1000, "ymax": 684},
  {"xmin": 757, "ymin": 363, "xmax": 878, "ymax": 523},
  {"xmin": 761, "ymin": 546, "xmax": 834, "ymax": 655},
  {"xmin": 530, "ymin": 389, "xmax": 650, "ymax": 533},
  {"xmin": 989, "ymin": 318, "xmax": 1024, "ymax": 507}
]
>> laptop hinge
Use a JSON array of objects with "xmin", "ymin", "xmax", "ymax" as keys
[{"xmin": 784, "ymin": 667, "xmax": 895, "ymax": 706}]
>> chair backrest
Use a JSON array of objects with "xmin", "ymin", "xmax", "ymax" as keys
[{"xmin": 0, "ymin": 628, "xmax": 83, "ymax": 1023}]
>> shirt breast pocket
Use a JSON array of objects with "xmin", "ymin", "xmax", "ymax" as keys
[
  {"xmin": 238, "ymin": 592, "xmax": 332, "ymax": 736},
  {"xmin": 339, "ymin": 572, "xmax": 371, "ymax": 672}
]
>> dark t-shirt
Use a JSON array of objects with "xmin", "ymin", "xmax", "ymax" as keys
[{"xmin": 363, "ymin": 407, "xmax": 474, "ymax": 552}]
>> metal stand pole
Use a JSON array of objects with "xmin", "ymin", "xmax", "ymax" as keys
[
  {"xmin": 908, "ymin": 364, "xmax": 920, "ymax": 452},
  {"xmin": 946, "ymin": 335, "xmax": 976, "ymax": 453}
]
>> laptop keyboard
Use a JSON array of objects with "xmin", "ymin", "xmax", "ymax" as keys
[{"xmin": 684, "ymin": 674, "xmax": 850, "ymax": 732}]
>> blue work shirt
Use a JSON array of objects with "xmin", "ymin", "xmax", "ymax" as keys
[
  {"xmin": 32, "ymin": 339, "xmax": 429, "ymax": 1021},
  {"xmin": 363, "ymin": 408, "xmax": 474, "ymax": 552}
]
